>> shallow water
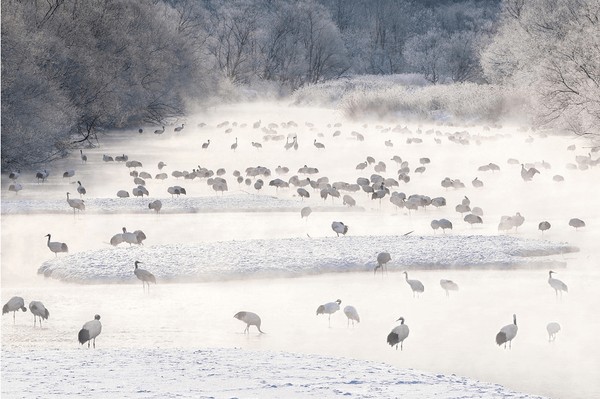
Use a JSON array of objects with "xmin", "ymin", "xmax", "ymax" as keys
[{"xmin": 2, "ymin": 102, "xmax": 599, "ymax": 398}]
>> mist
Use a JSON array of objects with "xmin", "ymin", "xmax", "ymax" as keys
[{"xmin": 2, "ymin": 100, "xmax": 599, "ymax": 398}]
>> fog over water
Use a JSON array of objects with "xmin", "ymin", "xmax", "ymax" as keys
[{"xmin": 2, "ymin": 102, "xmax": 599, "ymax": 399}]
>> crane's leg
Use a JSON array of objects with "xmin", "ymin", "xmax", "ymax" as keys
[
  {"xmin": 40, "ymin": 317, "xmax": 42, "ymax": 328},
  {"xmin": 88, "ymin": 341, "xmax": 91, "ymax": 348},
  {"xmin": 401, "ymin": 342, "xmax": 403, "ymax": 351},
  {"xmin": 328, "ymin": 314, "xmax": 331, "ymax": 328},
  {"xmin": 13, "ymin": 312, "xmax": 16, "ymax": 324},
  {"xmin": 93, "ymin": 338, "xmax": 96, "ymax": 349}
]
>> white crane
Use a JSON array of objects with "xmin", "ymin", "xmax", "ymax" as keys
[
  {"xmin": 66, "ymin": 192, "xmax": 85, "ymax": 214},
  {"xmin": 45, "ymin": 234, "xmax": 68, "ymax": 256},
  {"xmin": 538, "ymin": 221, "xmax": 551, "ymax": 235},
  {"xmin": 149, "ymin": 200, "xmax": 162, "ymax": 214},
  {"xmin": 174, "ymin": 123, "xmax": 184, "ymax": 132},
  {"xmin": 343, "ymin": 305, "xmax": 360, "ymax": 327},
  {"xmin": 374, "ymin": 252, "xmax": 391, "ymax": 275},
  {"xmin": 2, "ymin": 296, "xmax": 27, "ymax": 323},
  {"xmin": 387, "ymin": 317, "xmax": 410, "ymax": 350},
  {"xmin": 231, "ymin": 137, "xmax": 238, "ymax": 151},
  {"xmin": 313, "ymin": 139, "xmax": 325, "ymax": 149},
  {"xmin": 568, "ymin": 218, "xmax": 585, "ymax": 230},
  {"xmin": 548, "ymin": 271, "xmax": 568, "ymax": 297},
  {"xmin": 316, "ymin": 299, "xmax": 341, "ymax": 327},
  {"xmin": 29, "ymin": 301, "xmax": 49, "ymax": 327},
  {"xmin": 80, "ymin": 149, "xmax": 87, "ymax": 163},
  {"xmin": 301, "ymin": 206, "xmax": 312, "ymax": 220},
  {"xmin": 77, "ymin": 181, "xmax": 86, "ymax": 197},
  {"xmin": 403, "ymin": 271, "xmax": 424, "ymax": 297},
  {"xmin": 496, "ymin": 314, "xmax": 518, "ymax": 349},
  {"xmin": 439, "ymin": 279, "xmax": 459, "ymax": 297},
  {"xmin": 122, "ymin": 227, "xmax": 146, "ymax": 246},
  {"xmin": 233, "ymin": 311, "xmax": 264, "ymax": 333},
  {"xmin": 546, "ymin": 322, "xmax": 561, "ymax": 342},
  {"xmin": 134, "ymin": 261, "xmax": 156, "ymax": 292},
  {"xmin": 154, "ymin": 126, "xmax": 165, "ymax": 134},
  {"xmin": 8, "ymin": 183, "xmax": 23, "ymax": 194},
  {"xmin": 331, "ymin": 221, "xmax": 348, "ymax": 237},
  {"xmin": 202, "ymin": 139, "xmax": 211, "ymax": 149},
  {"xmin": 78, "ymin": 314, "xmax": 102, "ymax": 348}
]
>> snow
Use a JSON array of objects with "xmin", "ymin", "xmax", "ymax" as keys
[
  {"xmin": 1, "ymin": 347, "xmax": 546, "ymax": 399},
  {"xmin": 1, "ymin": 193, "xmax": 305, "ymax": 215},
  {"xmin": 37, "ymin": 235, "xmax": 577, "ymax": 283}
]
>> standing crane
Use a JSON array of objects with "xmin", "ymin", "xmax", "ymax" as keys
[
  {"xmin": 316, "ymin": 299, "xmax": 341, "ymax": 327},
  {"xmin": 548, "ymin": 271, "xmax": 568, "ymax": 297},
  {"xmin": 134, "ymin": 261, "xmax": 156, "ymax": 292},
  {"xmin": 78, "ymin": 315, "xmax": 102, "ymax": 348},
  {"xmin": 496, "ymin": 314, "xmax": 518, "ymax": 349},
  {"xmin": 387, "ymin": 317, "xmax": 410, "ymax": 350}
]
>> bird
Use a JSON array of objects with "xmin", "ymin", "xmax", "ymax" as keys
[
  {"xmin": 521, "ymin": 164, "xmax": 539, "ymax": 181},
  {"xmin": 496, "ymin": 314, "xmax": 518, "ymax": 349},
  {"xmin": 548, "ymin": 271, "xmax": 568, "ymax": 297},
  {"xmin": 387, "ymin": 317, "xmax": 410, "ymax": 350},
  {"xmin": 29, "ymin": 301, "xmax": 49, "ymax": 327},
  {"xmin": 301, "ymin": 206, "xmax": 312, "ymax": 219},
  {"xmin": 45, "ymin": 234, "xmax": 68, "ymax": 256},
  {"xmin": 251, "ymin": 141, "xmax": 263, "ymax": 149},
  {"xmin": 78, "ymin": 314, "xmax": 102, "ymax": 348},
  {"xmin": 546, "ymin": 322, "xmax": 561, "ymax": 342},
  {"xmin": 464, "ymin": 214, "xmax": 483, "ymax": 227},
  {"xmin": 134, "ymin": 261, "xmax": 156, "ymax": 292},
  {"xmin": 154, "ymin": 126, "xmax": 165, "ymax": 134},
  {"xmin": 116, "ymin": 190, "xmax": 129, "ymax": 198},
  {"xmin": 77, "ymin": 181, "xmax": 86, "ymax": 197},
  {"xmin": 2, "ymin": 296, "xmax": 27, "ymax": 323},
  {"xmin": 66, "ymin": 192, "xmax": 85, "ymax": 214},
  {"xmin": 374, "ymin": 252, "xmax": 391, "ymax": 275},
  {"xmin": 158, "ymin": 161, "xmax": 167, "ymax": 170},
  {"xmin": 511, "ymin": 212, "xmax": 524, "ymax": 231},
  {"xmin": 102, "ymin": 155, "xmax": 114, "ymax": 162},
  {"xmin": 331, "ymin": 221, "xmax": 348, "ymax": 237},
  {"xmin": 233, "ymin": 311, "xmax": 264, "ymax": 334},
  {"xmin": 297, "ymin": 188, "xmax": 310, "ymax": 200},
  {"xmin": 538, "ymin": 221, "xmax": 551, "ymax": 234},
  {"xmin": 202, "ymin": 139, "xmax": 211, "ymax": 149},
  {"xmin": 8, "ymin": 170, "xmax": 20, "ymax": 180},
  {"xmin": 35, "ymin": 169, "xmax": 49, "ymax": 182},
  {"xmin": 8, "ymin": 183, "xmax": 23, "ymax": 194},
  {"xmin": 149, "ymin": 200, "xmax": 162, "ymax": 214},
  {"xmin": 63, "ymin": 169, "xmax": 75, "ymax": 179},
  {"xmin": 472, "ymin": 177, "xmax": 483, "ymax": 188},
  {"xmin": 121, "ymin": 227, "xmax": 146, "ymax": 246},
  {"xmin": 174, "ymin": 123, "xmax": 184, "ymax": 132},
  {"xmin": 568, "ymin": 218, "xmax": 585, "ymax": 230},
  {"xmin": 439, "ymin": 279, "xmax": 459, "ymax": 297},
  {"xmin": 403, "ymin": 271, "xmax": 424, "ymax": 297},
  {"xmin": 343, "ymin": 305, "xmax": 360, "ymax": 327},
  {"xmin": 231, "ymin": 137, "xmax": 238, "ymax": 151},
  {"xmin": 316, "ymin": 299, "xmax": 341, "ymax": 327},
  {"xmin": 313, "ymin": 139, "xmax": 325, "ymax": 149},
  {"xmin": 80, "ymin": 149, "xmax": 87, "ymax": 163}
]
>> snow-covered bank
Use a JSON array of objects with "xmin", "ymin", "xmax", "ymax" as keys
[
  {"xmin": 1, "ymin": 347, "xmax": 546, "ymax": 399},
  {"xmin": 1, "ymin": 193, "xmax": 307, "ymax": 215},
  {"xmin": 37, "ymin": 235, "xmax": 577, "ymax": 283}
]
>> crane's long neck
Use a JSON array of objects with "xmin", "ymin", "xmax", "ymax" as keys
[{"xmin": 47, "ymin": 235, "xmax": 51, "ymax": 244}]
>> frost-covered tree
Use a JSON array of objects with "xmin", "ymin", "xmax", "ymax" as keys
[{"xmin": 482, "ymin": 0, "xmax": 600, "ymax": 136}]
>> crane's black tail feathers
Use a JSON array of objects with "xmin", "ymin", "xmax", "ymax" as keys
[
  {"xmin": 496, "ymin": 331, "xmax": 507, "ymax": 346},
  {"xmin": 316, "ymin": 305, "xmax": 325, "ymax": 315},
  {"xmin": 387, "ymin": 332, "xmax": 399, "ymax": 347},
  {"xmin": 78, "ymin": 329, "xmax": 89, "ymax": 345}
]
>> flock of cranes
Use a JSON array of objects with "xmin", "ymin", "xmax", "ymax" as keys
[{"xmin": 3, "ymin": 117, "xmax": 592, "ymax": 356}]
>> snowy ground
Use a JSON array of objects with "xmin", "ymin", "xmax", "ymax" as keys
[
  {"xmin": 1, "ymin": 347, "xmax": 545, "ymax": 399},
  {"xmin": 37, "ymin": 235, "xmax": 576, "ymax": 283},
  {"xmin": 2, "ymin": 102, "xmax": 599, "ymax": 399}
]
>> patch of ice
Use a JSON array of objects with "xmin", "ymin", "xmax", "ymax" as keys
[{"xmin": 37, "ymin": 235, "xmax": 577, "ymax": 283}]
